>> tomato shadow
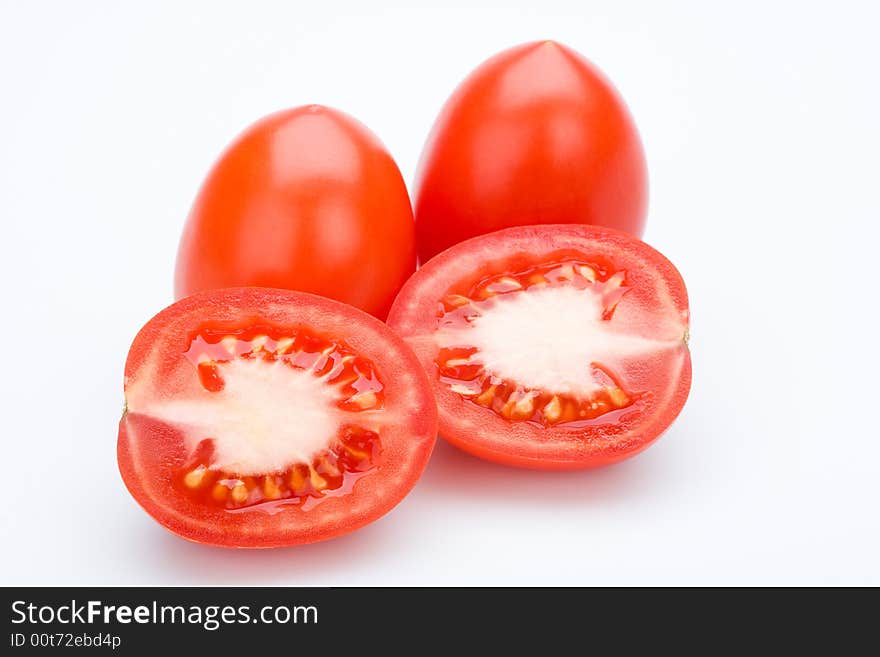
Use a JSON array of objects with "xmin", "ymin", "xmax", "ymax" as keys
[
  {"xmin": 140, "ymin": 506, "xmax": 413, "ymax": 585},
  {"xmin": 140, "ymin": 431, "xmax": 686, "ymax": 584},
  {"xmin": 414, "ymin": 435, "xmax": 680, "ymax": 506}
]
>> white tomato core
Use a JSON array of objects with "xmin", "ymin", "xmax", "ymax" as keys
[
  {"xmin": 140, "ymin": 358, "xmax": 339, "ymax": 476},
  {"xmin": 439, "ymin": 284, "xmax": 673, "ymax": 397},
  {"xmin": 433, "ymin": 260, "xmax": 687, "ymax": 425}
]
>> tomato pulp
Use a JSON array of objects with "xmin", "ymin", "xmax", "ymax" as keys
[
  {"xmin": 387, "ymin": 225, "xmax": 690, "ymax": 469},
  {"xmin": 175, "ymin": 105, "xmax": 416, "ymax": 319},
  {"xmin": 414, "ymin": 40, "xmax": 648, "ymax": 263},
  {"xmin": 118, "ymin": 288, "xmax": 437, "ymax": 547}
]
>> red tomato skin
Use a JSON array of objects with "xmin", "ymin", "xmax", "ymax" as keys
[
  {"xmin": 388, "ymin": 225, "xmax": 690, "ymax": 470},
  {"xmin": 118, "ymin": 288, "xmax": 437, "ymax": 548},
  {"xmin": 413, "ymin": 41, "xmax": 648, "ymax": 263},
  {"xmin": 174, "ymin": 105, "xmax": 416, "ymax": 320}
]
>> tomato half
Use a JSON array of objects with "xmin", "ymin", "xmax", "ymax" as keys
[
  {"xmin": 174, "ymin": 105, "xmax": 416, "ymax": 320},
  {"xmin": 118, "ymin": 288, "xmax": 437, "ymax": 547},
  {"xmin": 387, "ymin": 225, "xmax": 690, "ymax": 469},
  {"xmin": 413, "ymin": 40, "xmax": 648, "ymax": 263}
]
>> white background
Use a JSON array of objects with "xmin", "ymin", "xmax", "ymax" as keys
[{"xmin": 1, "ymin": 0, "xmax": 877, "ymax": 586}]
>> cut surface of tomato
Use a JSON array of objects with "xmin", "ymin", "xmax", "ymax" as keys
[
  {"xmin": 118, "ymin": 288, "xmax": 437, "ymax": 547},
  {"xmin": 387, "ymin": 225, "xmax": 690, "ymax": 469}
]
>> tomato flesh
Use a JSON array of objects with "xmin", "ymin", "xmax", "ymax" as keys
[
  {"xmin": 118, "ymin": 288, "xmax": 437, "ymax": 547},
  {"xmin": 388, "ymin": 225, "xmax": 690, "ymax": 470}
]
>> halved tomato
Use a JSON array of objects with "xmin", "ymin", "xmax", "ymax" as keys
[
  {"xmin": 118, "ymin": 288, "xmax": 437, "ymax": 547},
  {"xmin": 387, "ymin": 225, "xmax": 690, "ymax": 469}
]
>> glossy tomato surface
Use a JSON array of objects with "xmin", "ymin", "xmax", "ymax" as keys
[
  {"xmin": 118, "ymin": 288, "xmax": 437, "ymax": 547},
  {"xmin": 388, "ymin": 225, "xmax": 689, "ymax": 469},
  {"xmin": 175, "ymin": 105, "xmax": 415, "ymax": 319},
  {"xmin": 413, "ymin": 41, "xmax": 648, "ymax": 263}
]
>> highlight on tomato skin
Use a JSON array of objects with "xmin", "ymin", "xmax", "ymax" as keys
[
  {"xmin": 174, "ymin": 104, "xmax": 416, "ymax": 320},
  {"xmin": 413, "ymin": 40, "xmax": 648, "ymax": 263},
  {"xmin": 117, "ymin": 287, "xmax": 437, "ymax": 548},
  {"xmin": 387, "ymin": 224, "xmax": 691, "ymax": 470}
]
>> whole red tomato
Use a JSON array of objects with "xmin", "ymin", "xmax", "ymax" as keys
[
  {"xmin": 175, "ymin": 105, "xmax": 416, "ymax": 319},
  {"xmin": 414, "ymin": 41, "xmax": 648, "ymax": 263}
]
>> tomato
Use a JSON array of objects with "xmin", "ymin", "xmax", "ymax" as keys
[
  {"xmin": 413, "ymin": 40, "xmax": 648, "ymax": 263},
  {"xmin": 118, "ymin": 287, "xmax": 437, "ymax": 547},
  {"xmin": 387, "ymin": 225, "xmax": 690, "ymax": 469},
  {"xmin": 174, "ymin": 105, "xmax": 415, "ymax": 319}
]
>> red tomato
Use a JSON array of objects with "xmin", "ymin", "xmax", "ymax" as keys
[
  {"xmin": 413, "ymin": 41, "xmax": 648, "ymax": 263},
  {"xmin": 388, "ymin": 225, "xmax": 690, "ymax": 469},
  {"xmin": 118, "ymin": 288, "xmax": 437, "ymax": 547},
  {"xmin": 175, "ymin": 105, "xmax": 415, "ymax": 319}
]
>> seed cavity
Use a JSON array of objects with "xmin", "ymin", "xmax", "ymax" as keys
[
  {"xmin": 435, "ymin": 258, "xmax": 639, "ymax": 426},
  {"xmin": 185, "ymin": 329, "xmax": 385, "ymax": 410},
  {"xmin": 197, "ymin": 361, "xmax": 224, "ymax": 392},
  {"xmin": 178, "ymin": 428, "xmax": 381, "ymax": 510},
  {"xmin": 170, "ymin": 328, "xmax": 385, "ymax": 511}
]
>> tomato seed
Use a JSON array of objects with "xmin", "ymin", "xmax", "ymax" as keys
[
  {"xmin": 475, "ymin": 385, "xmax": 496, "ymax": 407},
  {"xmin": 608, "ymin": 387, "xmax": 629, "ymax": 407},
  {"xmin": 543, "ymin": 396, "xmax": 562, "ymax": 423},
  {"xmin": 344, "ymin": 390, "xmax": 378, "ymax": 411},
  {"xmin": 183, "ymin": 465, "xmax": 208, "ymax": 489},
  {"xmin": 230, "ymin": 484, "xmax": 248, "ymax": 504},
  {"xmin": 486, "ymin": 277, "xmax": 523, "ymax": 294},
  {"xmin": 274, "ymin": 336, "xmax": 294, "ymax": 354},
  {"xmin": 262, "ymin": 475, "xmax": 282, "ymax": 500},
  {"xmin": 250, "ymin": 335, "xmax": 268, "ymax": 352},
  {"xmin": 442, "ymin": 294, "xmax": 473, "ymax": 309},
  {"xmin": 289, "ymin": 464, "xmax": 309, "ymax": 493},
  {"xmin": 308, "ymin": 467, "xmax": 328, "ymax": 492}
]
